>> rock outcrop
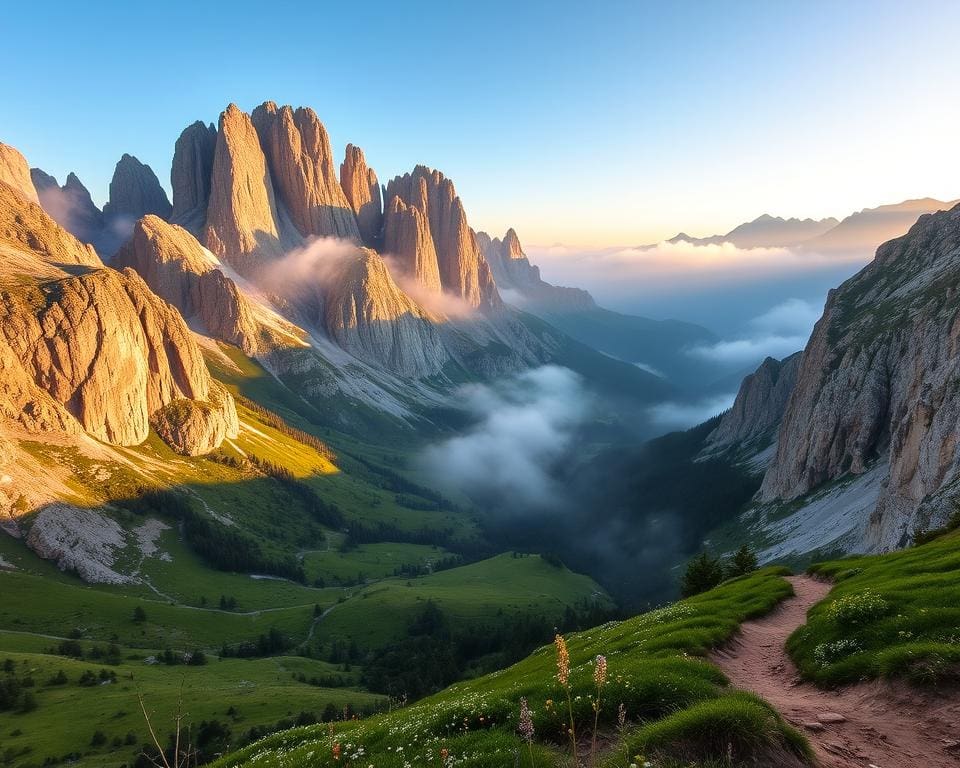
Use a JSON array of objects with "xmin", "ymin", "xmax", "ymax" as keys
[
  {"xmin": 170, "ymin": 121, "xmax": 217, "ymax": 234},
  {"xmin": 384, "ymin": 166, "xmax": 500, "ymax": 310},
  {"xmin": 31, "ymin": 169, "xmax": 105, "ymax": 245},
  {"xmin": 0, "ymin": 178, "xmax": 237, "ymax": 456},
  {"xmin": 706, "ymin": 352, "xmax": 802, "ymax": 450},
  {"xmin": 321, "ymin": 246, "xmax": 448, "ymax": 377},
  {"xmin": 760, "ymin": 202, "xmax": 960, "ymax": 547},
  {"xmin": 383, "ymin": 196, "xmax": 442, "ymax": 292},
  {"xmin": 476, "ymin": 228, "xmax": 594, "ymax": 310},
  {"xmin": 340, "ymin": 143, "xmax": 382, "ymax": 247},
  {"xmin": 251, "ymin": 102, "xmax": 360, "ymax": 242},
  {"xmin": 0, "ymin": 143, "xmax": 38, "ymax": 203},
  {"xmin": 0, "ymin": 180, "xmax": 101, "ymax": 268},
  {"xmin": 103, "ymin": 153, "xmax": 172, "ymax": 221},
  {"xmin": 204, "ymin": 104, "xmax": 294, "ymax": 269},
  {"xmin": 114, "ymin": 215, "xmax": 269, "ymax": 355}
]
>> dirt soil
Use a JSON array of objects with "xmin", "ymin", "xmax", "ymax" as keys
[{"xmin": 712, "ymin": 575, "xmax": 960, "ymax": 768}]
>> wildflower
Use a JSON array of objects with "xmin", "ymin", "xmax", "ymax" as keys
[
  {"xmin": 518, "ymin": 698, "xmax": 535, "ymax": 743},
  {"xmin": 593, "ymin": 654, "xmax": 607, "ymax": 687},
  {"xmin": 332, "ymin": 742, "xmax": 341, "ymax": 761},
  {"xmin": 617, "ymin": 702, "xmax": 627, "ymax": 731},
  {"xmin": 554, "ymin": 634, "xmax": 570, "ymax": 686}
]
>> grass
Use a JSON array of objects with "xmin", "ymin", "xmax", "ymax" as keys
[
  {"xmin": 301, "ymin": 542, "xmax": 452, "ymax": 584},
  {"xmin": 0, "ymin": 648, "xmax": 382, "ymax": 768},
  {"xmin": 787, "ymin": 529, "xmax": 960, "ymax": 686},
  {"xmin": 209, "ymin": 567, "xmax": 812, "ymax": 768},
  {"xmin": 314, "ymin": 553, "xmax": 612, "ymax": 648}
]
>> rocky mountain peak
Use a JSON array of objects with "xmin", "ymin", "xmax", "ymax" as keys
[
  {"xmin": 170, "ymin": 120, "xmax": 217, "ymax": 234},
  {"xmin": 103, "ymin": 153, "xmax": 172, "ymax": 221},
  {"xmin": 383, "ymin": 165, "xmax": 500, "ymax": 310},
  {"xmin": 340, "ymin": 143, "xmax": 382, "ymax": 247},
  {"xmin": 250, "ymin": 101, "xmax": 360, "ymax": 242}
]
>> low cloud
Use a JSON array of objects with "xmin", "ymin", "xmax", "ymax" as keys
[
  {"xmin": 419, "ymin": 366, "xmax": 590, "ymax": 509},
  {"xmin": 647, "ymin": 392, "xmax": 736, "ymax": 430},
  {"xmin": 258, "ymin": 236, "xmax": 361, "ymax": 297},
  {"xmin": 687, "ymin": 298, "xmax": 819, "ymax": 365}
]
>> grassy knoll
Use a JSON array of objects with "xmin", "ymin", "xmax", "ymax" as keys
[
  {"xmin": 211, "ymin": 568, "xmax": 812, "ymax": 768},
  {"xmin": 0, "ymin": 648, "xmax": 382, "ymax": 768},
  {"xmin": 315, "ymin": 553, "xmax": 612, "ymax": 648},
  {"xmin": 301, "ymin": 542, "xmax": 453, "ymax": 584},
  {"xmin": 787, "ymin": 528, "xmax": 960, "ymax": 686}
]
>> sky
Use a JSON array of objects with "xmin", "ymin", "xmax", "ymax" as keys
[{"xmin": 3, "ymin": 0, "xmax": 960, "ymax": 250}]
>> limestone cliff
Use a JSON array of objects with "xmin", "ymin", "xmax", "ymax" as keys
[
  {"xmin": 384, "ymin": 166, "xmax": 500, "ymax": 310},
  {"xmin": 340, "ymin": 143, "xmax": 382, "ymax": 247},
  {"xmin": 170, "ymin": 121, "xmax": 217, "ymax": 234},
  {"xmin": 114, "ymin": 215, "xmax": 273, "ymax": 355},
  {"xmin": 251, "ymin": 102, "xmax": 360, "ymax": 242},
  {"xmin": 320, "ymin": 246, "xmax": 448, "ymax": 377},
  {"xmin": 0, "ymin": 178, "xmax": 237, "ymax": 456},
  {"xmin": 706, "ymin": 352, "xmax": 801, "ymax": 450},
  {"xmin": 760, "ymin": 202, "xmax": 960, "ymax": 547},
  {"xmin": 0, "ymin": 143, "xmax": 38, "ymax": 203}
]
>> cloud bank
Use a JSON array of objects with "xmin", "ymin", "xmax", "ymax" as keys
[
  {"xmin": 419, "ymin": 366, "xmax": 590, "ymax": 509},
  {"xmin": 687, "ymin": 298, "xmax": 820, "ymax": 365}
]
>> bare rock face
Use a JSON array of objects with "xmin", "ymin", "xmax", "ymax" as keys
[
  {"xmin": 103, "ymin": 153, "xmax": 172, "ymax": 221},
  {"xmin": 476, "ymin": 228, "xmax": 594, "ymax": 310},
  {"xmin": 0, "ymin": 180, "xmax": 101, "ymax": 268},
  {"xmin": 340, "ymin": 143, "xmax": 382, "ymax": 247},
  {"xmin": 115, "ymin": 215, "xmax": 269, "ymax": 356},
  {"xmin": 204, "ymin": 103, "xmax": 293, "ymax": 270},
  {"xmin": 170, "ymin": 121, "xmax": 217, "ymax": 235},
  {"xmin": 0, "ymin": 179, "xmax": 237, "ymax": 455},
  {"xmin": 251, "ymin": 102, "xmax": 360, "ymax": 242},
  {"xmin": 151, "ymin": 382, "xmax": 239, "ymax": 456},
  {"xmin": 760, "ymin": 203, "xmax": 960, "ymax": 547},
  {"xmin": 31, "ymin": 169, "xmax": 105, "ymax": 246},
  {"xmin": 384, "ymin": 166, "xmax": 500, "ymax": 310},
  {"xmin": 0, "ymin": 143, "xmax": 39, "ymax": 203},
  {"xmin": 382, "ymin": 196, "xmax": 442, "ymax": 292},
  {"xmin": 321, "ymin": 246, "xmax": 448, "ymax": 376},
  {"xmin": 706, "ymin": 352, "xmax": 802, "ymax": 449}
]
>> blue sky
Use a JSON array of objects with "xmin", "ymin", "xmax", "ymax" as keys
[{"xmin": 3, "ymin": 0, "xmax": 959, "ymax": 246}]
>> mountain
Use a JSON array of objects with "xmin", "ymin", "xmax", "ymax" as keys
[
  {"xmin": 704, "ymin": 352, "xmax": 802, "ymax": 454},
  {"xmin": 800, "ymin": 197, "xmax": 959, "ymax": 252},
  {"xmin": 0, "ymin": 142, "xmax": 39, "ymax": 203},
  {"xmin": 663, "ymin": 213, "xmax": 839, "ymax": 249},
  {"xmin": 759, "ymin": 201, "xmax": 960, "ymax": 551},
  {"xmin": 475, "ymin": 227, "xmax": 717, "ymax": 389},
  {"xmin": 0, "ymin": 178, "xmax": 237, "ymax": 459}
]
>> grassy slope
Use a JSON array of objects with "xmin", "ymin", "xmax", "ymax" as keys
[
  {"xmin": 787, "ymin": 529, "xmax": 960, "ymax": 686},
  {"xmin": 0, "ymin": 648, "xmax": 381, "ymax": 768},
  {"xmin": 315, "ymin": 554, "xmax": 612, "ymax": 648},
  {"xmin": 212, "ymin": 568, "xmax": 812, "ymax": 768}
]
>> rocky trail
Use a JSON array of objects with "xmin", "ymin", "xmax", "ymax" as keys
[{"xmin": 712, "ymin": 575, "xmax": 960, "ymax": 768}]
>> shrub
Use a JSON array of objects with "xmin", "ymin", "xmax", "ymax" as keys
[{"xmin": 823, "ymin": 590, "xmax": 890, "ymax": 626}]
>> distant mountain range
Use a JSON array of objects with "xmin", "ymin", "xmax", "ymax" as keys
[{"xmin": 647, "ymin": 198, "xmax": 958, "ymax": 253}]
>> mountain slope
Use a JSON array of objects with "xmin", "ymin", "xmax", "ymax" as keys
[{"xmin": 761, "ymin": 202, "xmax": 960, "ymax": 550}]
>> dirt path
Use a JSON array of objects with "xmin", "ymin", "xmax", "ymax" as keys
[{"xmin": 712, "ymin": 575, "xmax": 960, "ymax": 768}]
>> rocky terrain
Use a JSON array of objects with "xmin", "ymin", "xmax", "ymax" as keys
[
  {"xmin": 761, "ymin": 202, "xmax": 960, "ymax": 548},
  {"xmin": 706, "ymin": 352, "xmax": 802, "ymax": 452}
]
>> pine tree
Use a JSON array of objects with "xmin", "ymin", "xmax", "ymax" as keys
[
  {"xmin": 680, "ymin": 551, "xmax": 725, "ymax": 597},
  {"xmin": 727, "ymin": 545, "xmax": 759, "ymax": 578}
]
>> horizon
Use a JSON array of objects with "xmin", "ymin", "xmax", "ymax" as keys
[{"xmin": 5, "ymin": 0, "xmax": 960, "ymax": 249}]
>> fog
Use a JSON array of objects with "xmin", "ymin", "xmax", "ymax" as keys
[{"xmin": 419, "ymin": 366, "xmax": 590, "ymax": 509}]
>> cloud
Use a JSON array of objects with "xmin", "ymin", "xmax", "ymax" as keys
[
  {"xmin": 686, "ymin": 297, "xmax": 820, "ymax": 365},
  {"xmin": 749, "ymin": 297, "xmax": 821, "ymax": 335},
  {"xmin": 419, "ymin": 366, "xmax": 590, "ymax": 509},
  {"xmin": 525, "ymin": 239, "xmax": 870, "ymax": 300},
  {"xmin": 647, "ymin": 392, "xmax": 737, "ymax": 430},
  {"xmin": 258, "ymin": 236, "xmax": 361, "ymax": 297},
  {"xmin": 380, "ymin": 253, "xmax": 477, "ymax": 319}
]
